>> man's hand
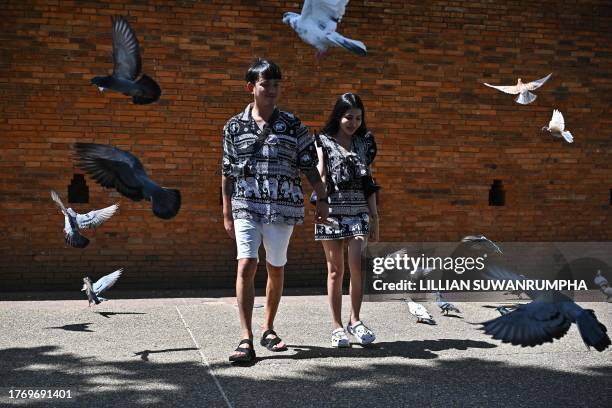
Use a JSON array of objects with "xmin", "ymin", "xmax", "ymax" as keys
[{"xmin": 224, "ymin": 214, "xmax": 235, "ymax": 239}]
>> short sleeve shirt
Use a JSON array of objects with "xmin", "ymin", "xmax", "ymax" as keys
[{"xmin": 222, "ymin": 104, "xmax": 318, "ymax": 225}]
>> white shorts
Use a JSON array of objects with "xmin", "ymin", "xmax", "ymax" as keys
[{"xmin": 233, "ymin": 218, "xmax": 294, "ymax": 267}]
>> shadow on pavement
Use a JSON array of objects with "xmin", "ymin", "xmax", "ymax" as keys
[{"xmin": 1, "ymin": 344, "xmax": 610, "ymax": 407}]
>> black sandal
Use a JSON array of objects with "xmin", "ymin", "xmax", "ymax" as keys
[
  {"xmin": 260, "ymin": 329, "xmax": 288, "ymax": 352},
  {"xmin": 229, "ymin": 339, "xmax": 256, "ymax": 363}
]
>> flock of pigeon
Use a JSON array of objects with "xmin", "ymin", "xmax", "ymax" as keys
[
  {"xmin": 389, "ymin": 236, "xmax": 610, "ymax": 352},
  {"xmin": 51, "ymin": 16, "xmax": 180, "ymax": 305}
]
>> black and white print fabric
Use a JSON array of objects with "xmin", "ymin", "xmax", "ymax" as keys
[{"xmin": 222, "ymin": 104, "xmax": 318, "ymax": 225}]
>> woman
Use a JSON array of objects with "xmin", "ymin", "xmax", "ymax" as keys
[{"xmin": 314, "ymin": 93, "xmax": 380, "ymax": 347}]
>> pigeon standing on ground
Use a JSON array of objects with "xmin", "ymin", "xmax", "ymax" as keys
[
  {"xmin": 435, "ymin": 292, "xmax": 461, "ymax": 315},
  {"xmin": 82, "ymin": 268, "xmax": 123, "ymax": 306},
  {"xmin": 542, "ymin": 109, "xmax": 574, "ymax": 143},
  {"xmin": 51, "ymin": 190, "xmax": 119, "ymax": 248},
  {"xmin": 481, "ymin": 266, "xmax": 611, "ymax": 351},
  {"xmin": 594, "ymin": 270, "xmax": 612, "ymax": 302},
  {"xmin": 496, "ymin": 305, "xmax": 517, "ymax": 316},
  {"xmin": 483, "ymin": 73, "xmax": 552, "ymax": 105},
  {"xmin": 405, "ymin": 300, "xmax": 436, "ymax": 325},
  {"xmin": 282, "ymin": 0, "xmax": 367, "ymax": 59},
  {"xmin": 73, "ymin": 143, "xmax": 181, "ymax": 219},
  {"xmin": 91, "ymin": 16, "xmax": 161, "ymax": 104}
]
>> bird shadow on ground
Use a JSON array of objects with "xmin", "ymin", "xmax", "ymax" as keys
[
  {"xmin": 1, "ymin": 345, "xmax": 610, "ymax": 407},
  {"xmin": 44, "ymin": 323, "xmax": 95, "ymax": 332},
  {"xmin": 133, "ymin": 347, "xmax": 199, "ymax": 362},
  {"xmin": 96, "ymin": 311, "xmax": 147, "ymax": 318}
]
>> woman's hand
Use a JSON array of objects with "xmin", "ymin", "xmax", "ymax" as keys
[{"xmin": 369, "ymin": 214, "xmax": 379, "ymax": 242}]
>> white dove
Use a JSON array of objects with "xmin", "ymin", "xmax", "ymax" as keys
[
  {"xmin": 542, "ymin": 109, "xmax": 573, "ymax": 143},
  {"xmin": 484, "ymin": 73, "xmax": 552, "ymax": 104},
  {"xmin": 406, "ymin": 300, "xmax": 436, "ymax": 325},
  {"xmin": 282, "ymin": 0, "xmax": 367, "ymax": 59},
  {"xmin": 51, "ymin": 190, "xmax": 119, "ymax": 248}
]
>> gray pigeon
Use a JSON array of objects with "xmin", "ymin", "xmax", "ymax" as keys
[
  {"xmin": 496, "ymin": 305, "xmax": 517, "ymax": 316},
  {"xmin": 484, "ymin": 73, "xmax": 552, "ymax": 104},
  {"xmin": 91, "ymin": 16, "xmax": 161, "ymax": 104},
  {"xmin": 481, "ymin": 266, "xmax": 610, "ymax": 351},
  {"xmin": 82, "ymin": 268, "xmax": 123, "ymax": 306},
  {"xmin": 461, "ymin": 235, "xmax": 503, "ymax": 255},
  {"xmin": 435, "ymin": 292, "xmax": 461, "ymax": 315},
  {"xmin": 51, "ymin": 190, "xmax": 119, "ymax": 248},
  {"xmin": 594, "ymin": 270, "xmax": 612, "ymax": 302},
  {"xmin": 282, "ymin": 0, "xmax": 367, "ymax": 59},
  {"xmin": 73, "ymin": 143, "xmax": 181, "ymax": 219}
]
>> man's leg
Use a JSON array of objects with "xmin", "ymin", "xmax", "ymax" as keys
[
  {"xmin": 260, "ymin": 223, "xmax": 294, "ymax": 350},
  {"xmin": 231, "ymin": 219, "xmax": 262, "ymax": 359},
  {"xmin": 235, "ymin": 258, "xmax": 258, "ymax": 343}
]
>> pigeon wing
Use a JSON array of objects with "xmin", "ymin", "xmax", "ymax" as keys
[
  {"xmin": 76, "ymin": 203, "xmax": 120, "ymax": 229},
  {"xmin": 51, "ymin": 190, "xmax": 68, "ymax": 215},
  {"xmin": 301, "ymin": 0, "xmax": 349, "ymax": 32},
  {"xmin": 483, "ymin": 83, "xmax": 520, "ymax": 95},
  {"xmin": 481, "ymin": 302, "xmax": 572, "ymax": 347},
  {"xmin": 111, "ymin": 16, "xmax": 141, "ymax": 81},
  {"xmin": 93, "ymin": 268, "xmax": 123, "ymax": 295},
  {"xmin": 524, "ymin": 73, "xmax": 552, "ymax": 91},
  {"xmin": 74, "ymin": 143, "xmax": 145, "ymax": 201},
  {"xmin": 549, "ymin": 109, "xmax": 565, "ymax": 132}
]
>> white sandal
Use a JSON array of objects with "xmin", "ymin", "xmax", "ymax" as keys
[
  {"xmin": 331, "ymin": 328, "xmax": 350, "ymax": 348},
  {"xmin": 346, "ymin": 320, "xmax": 376, "ymax": 345}
]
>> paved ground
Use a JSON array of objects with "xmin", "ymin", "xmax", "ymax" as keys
[{"xmin": 0, "ymin": 290, "xmax": 610, "ymax": 407}]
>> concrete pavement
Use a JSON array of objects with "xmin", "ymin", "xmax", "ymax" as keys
[{"xmin": 0, "ymin": 290, "xmax": 610, "ymax": 407}]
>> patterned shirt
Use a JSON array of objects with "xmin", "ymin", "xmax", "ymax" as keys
[{"xmin": 222, "ymin": 104, "xmax": 318, "ymax": 225}]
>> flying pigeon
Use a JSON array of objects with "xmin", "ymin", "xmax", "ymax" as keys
[
  {"xmin": 461, "ymin": 235, "xmax": 503, "ymax": 255},
  {"xmin": 405, "ymin": 300, "xmax": 436, "ymax": 325},
  {"xmin": 73, "ymin": 143, "xmax": 181, "ymax": 219},
  {"xmin": 481, "ymin": 266, "xmax": 611, "ymax": 351},
  {"xmin": 435, "ymin": 292, "xmax": 461, "ymax": 315},
  {"xmin": 51, "ymin": 190, "xmax": 119, "ymax": 248},
  {"xmin": 483, "ymin": 73, "xmax": 552, "ymax": 105},
  {"xmin": 82, "ymin": 268, "xmax": 123, "ymax": 306},
  {"xmin": 91, "ymin": 16, "xmax": 161, "ymax": 104},
  {"xmin": 542, "ymin": 109, "xmax": 574, "ymax": 143},
  {"xmin": 282, "ymin": 0, "xmax": 367, "ymax": 59}
]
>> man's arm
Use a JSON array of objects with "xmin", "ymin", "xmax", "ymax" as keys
[
  {"xmin": 222, "ymin": 175, "xmax": 235, "ymax": 239},
  {"xmin": 302, "ymin": 167, "xmax": 329, "ymax": 221}
]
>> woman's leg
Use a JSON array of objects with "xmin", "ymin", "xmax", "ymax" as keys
[
  {"xmin": 321, "ymin": 239, "xmax": 345, "ymax": 329},
  {"xmin": 347, "ymin": 236, "xmax": 367, "ymax": 325}
]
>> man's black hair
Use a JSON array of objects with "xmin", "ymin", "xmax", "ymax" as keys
[{"xmin": 245, "ymin": 58, "xmax": 282, "ymax": 84}]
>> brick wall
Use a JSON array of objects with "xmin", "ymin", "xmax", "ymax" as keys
[{"xmin": 0, "ymin": 0, "xmax": 611, "ymax": 291}]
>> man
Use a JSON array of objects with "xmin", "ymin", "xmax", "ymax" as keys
[{"xmin": 222, "ymin": 59, "xmax": 329, "ymax": 363}]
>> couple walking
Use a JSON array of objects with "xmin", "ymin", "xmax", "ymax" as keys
[{"xmin": 221, "ymin": 59, "xmax": 380, "ymax": 364}]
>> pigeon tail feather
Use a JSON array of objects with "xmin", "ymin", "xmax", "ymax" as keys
[
  {"xmin": 151, "ymin": 188, "xmax": 181, "ymax": 219},
  {"xmin": 575, "ymin": 309, "xmax": 610, "ymax": 351},
  {"xmin": 132, "ymin": 74, "xmax": 161, "ymax": 104},
  {"xmin": 515, "ymin": 91, "xmax": 537, "ymax": 105},
  {"xmin": 562, "ymin": 131, "xmax": 573, "ymax": 143}
]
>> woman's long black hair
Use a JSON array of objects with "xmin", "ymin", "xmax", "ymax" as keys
[{"xmin": 321, "ymin": 93, "xmax": 367, "ymax": 138}]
